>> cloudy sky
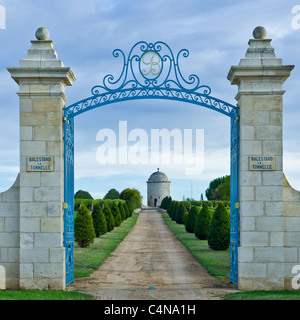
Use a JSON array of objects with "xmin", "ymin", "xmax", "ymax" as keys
[{"xmin": 0, "ymin": 0, "xmax": 300, "ymax": 202}]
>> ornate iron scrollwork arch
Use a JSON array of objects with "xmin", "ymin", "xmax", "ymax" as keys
[{"xmin": 64, "ymin": 41, "xmax": 238, "ymax": 119}]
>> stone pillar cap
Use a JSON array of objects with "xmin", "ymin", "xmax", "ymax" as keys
[
  {"xmin": 227, "ymin": 27, "xmax": 294, "ymax": 85},
  {"xmin": 35, "ymin": 27, "xmax": 50, "ymax": 41},
  {"xmin": 252, "ymin": 26, "xmax": 267, "ymax": 39}
]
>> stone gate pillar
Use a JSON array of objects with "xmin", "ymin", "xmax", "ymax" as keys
[
  {"xmin": 228, "ymin": 27, "xmax": 295, "ymax": 290},
  {"xmin": 7, "ymin": 28, "xmax": 75, "ymax": 290}
]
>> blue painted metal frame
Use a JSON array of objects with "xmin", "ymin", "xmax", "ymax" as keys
[
  {"xmin": 63, "ymin": 41, "xmax": 240, "ymax": 288},
  {"xmin": 230, "ymin": 117, "xmax": 239, "ymax": 286},
  {"xmin": 63, "ymin": 118, "xmax": 74, "ymax": 287}
]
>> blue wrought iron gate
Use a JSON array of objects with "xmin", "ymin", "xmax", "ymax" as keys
[
  {"xmin": 63, "ymin": 41, "xmax": 240, "ymax": 288},
  {"xmin": 63, "ymin": 118, "xmax": 74, "ymax": 287},
  {"xmin": 230, "ymin": 117, "xmax": 239, "ymax": 286}
]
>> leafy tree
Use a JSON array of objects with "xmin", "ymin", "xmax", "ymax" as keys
[
  {"xmin": 205, "ymin": 176, "xmax": 230, "ymax": 201},
  {"xmin": 111, "ymin": 202, "xmax": 122, "ymax": 227},
  {"xmin": 120, "ymin": 188, "xmax": 142, "ymax": 209},
  {"xmin": 74, "ymin": 205, "xmax": 95, "ymax": 248},
  {"xmin": 218, "ymin": 176, "xmax": 230, "ymax": 201},
  {"xmin": 74, "ymin": 190, "xmax": 93, "ymax": 200},
  {"xmin": 194, "ymin": 203, "xmax": 212, "ymax": 240},
  {"xmin": 185, "ymin": 205, "xmax": 200, "ymax": 233},
  {"xmin": 208, "ymin": 203, "xmax": 230, "ymax": 250},
  {"xmin": 175, "ymin": 203, "xmax": 186, "ymax": 225},
  {"xmin": 104, "ymin": 188, "xmax": 120, "ymax": 200},
  {"xmin": 103, "ymin": 203, "xmax": 115, "ymax": 232},
  {"xmin": 92, "ymin": 203, "xmax": 107, "ymax": 237}
]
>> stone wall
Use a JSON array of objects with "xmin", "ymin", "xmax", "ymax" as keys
[
  {"xmin": 0, "ymin": 175, "xmax": 20, "ymax": 289},
  {"xmin": 283, "ymin": 174, "xmax": 300, "ymax": 289}
]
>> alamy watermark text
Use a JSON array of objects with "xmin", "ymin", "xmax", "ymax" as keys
[{"xmin": 96, "ymin": 121, "xmax": 204, "ymax": 176}]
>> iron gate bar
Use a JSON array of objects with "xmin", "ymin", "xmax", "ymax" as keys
[
  {"xmin": 63, "ymin": 117, "xmax": 74, "ymax": 287},
  {"xmin": 63, "ymin": 41, "xmax": 240, "ymax": 288},
  {"xmin": 230, "ymin": 117, "xmax": 239, "ymax": 287}
]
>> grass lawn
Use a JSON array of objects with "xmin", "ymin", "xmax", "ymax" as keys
[
  {"xmin": 224, "ymin": 290, "xmax": 300, "ymax": 300},
  {"xmin": 0, "ymin": 211, "xmax": 139, "ymax": 300},
  {"xmin": 0, "ymin": 290, "xmax": 92, "ymax": 300},
  {"xmin": 162, "ymin": 213, "xmax": 230, "ymax": 281}
]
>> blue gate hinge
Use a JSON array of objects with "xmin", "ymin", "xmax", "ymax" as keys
[
  {"xmin": 235, "ymin": 202, "xmax": 240, "ymax": 209},
  {"xmin": 63, "ymin": 202, "xmax": 68, "ymax": 210}
]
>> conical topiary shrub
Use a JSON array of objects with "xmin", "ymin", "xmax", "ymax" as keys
[
  {"xmin": 171, "ymin": 201, "xmax": 180, "ymax": 221},
  {"xmin": 175, "ymin": 203, "xmax": 186, "ymax": 225},
  {"xmin": 126, "ymin": 200, "xmax": 134, "ymax": 217},
  {"xmin": 207, "ymin": 203, "xmax": 230, "ymax": 250},
  {"xmin": 185, "ymin": 205, "xmax": 200, "ymax": 233},
  {"xmin": 123, "ymin": 202, "xmax": 130, "ymax": 218},
  {"xmin": 166, "ymin": 197, "xmax": 173, "ymax": 215},
  {"xmin": 92, "ymin": 203, "xmax": 107, "ymax": 237},
  {"xmin": 74, "ymin": 205, "xmax": 95, "ymax": 248},
  {"xmin": 167, "ymin": 200, "xmax": 175, "ymax": 218},
  {"xmin": 194, "ymin": 203, "xmax": 212, "ymax": 240},
  {"xmin": 103, "ymin": 203, "xmax": 115, "ymax": 232},
  {"xmin": 111, "ymin": 202, "xmax": 122, "ymax": 227},
  {"xmin": 118, "ymin": 202, "xmax": 126, "ymax": 221},
  {"xmin": 160, "ymin": 197, "xmax": 167, "ymax": 209}
]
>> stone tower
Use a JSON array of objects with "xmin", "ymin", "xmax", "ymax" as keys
[{"xmin": 147, "ymin": 169, "xmax": 170, "ymax": 207}]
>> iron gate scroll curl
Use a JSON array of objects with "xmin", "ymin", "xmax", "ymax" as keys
[{"xmin": 63, "ymin": 41, "xmax": 240, "ymax": 288}]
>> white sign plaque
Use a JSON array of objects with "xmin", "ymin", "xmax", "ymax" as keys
[
  {"xmin": 249, "ymin": 156, "xmax": 276, "ymax": 171},
  {"xmin": 27, "ymin": 156, "xmax": 54, "ymax": 172}
]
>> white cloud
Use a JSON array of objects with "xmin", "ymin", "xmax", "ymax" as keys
[{"xmin": 283, "ymin": 151, "xmax": 300, "ymax": 191}]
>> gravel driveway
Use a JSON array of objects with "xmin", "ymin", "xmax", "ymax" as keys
[{"xmin": 69, "ymin": 209, "xmax": 235, "ymax": 300}]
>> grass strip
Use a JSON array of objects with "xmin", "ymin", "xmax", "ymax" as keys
[
  {"xmin": 224, "ymin": 290, "xmax": 300, "ymax": 300},
  {"xmin": 0, "ymin": 290, "xmax": 92, "ymax": 300},
  {"xmin": 162, "ymin": 213, "xmax": 230, "ymax": 280}
]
